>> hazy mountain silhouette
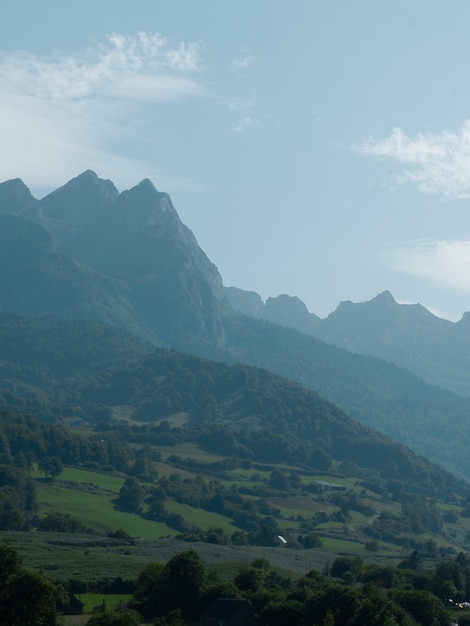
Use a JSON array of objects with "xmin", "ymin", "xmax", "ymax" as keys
[
  {"xmin": 1, "ymin": 172, "xmax": 228, "ymax": 346},
  {"xmin": 227, "ymin": 287, "xmax": 470, "ymax": 397}
]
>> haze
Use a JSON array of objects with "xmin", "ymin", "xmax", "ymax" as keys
[{"xmin": 2, "ymin": 0, "xmax": 470, "ymax": 320}]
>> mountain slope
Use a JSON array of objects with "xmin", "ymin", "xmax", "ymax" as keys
[
  {"xmin": 0, "ymin": 214, "xmax": 156, "ymax": 342},
  {"xmin": 0, "ymin": 178, "xmax": 37, "ymax": 214},
  {"xmin": 226, "ymin": 287, "xmax": 470, "ymax": 397},
  {"xmin": 1, "ymin": 325, "xmax": 466, "ymax": 507},
  {"xmin": 0, "ymin": 172, "xmax": 229, "ymax": 346},
  {"xmin": 318, "ymin": 291, "xmax": 470, "ymax": 396},
  {"xmin": 214, "ymin": 315, "xmax": 470, "ymax": 480}
]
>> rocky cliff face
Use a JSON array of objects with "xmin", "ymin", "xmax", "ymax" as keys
[
  {"xmin": 224, "ymin": 286, "xmax": 265, "ymax": 317},
  {"xmin": 225, "ymin": 288, "xmax": 321, "ymax": 335},
  {"xmin": 264, "ymin": 294, "xmax": 321, "ymax": 335},
  {"xmin": 0, "ymin": 171, "xmax": 229, "ymax": 345}
]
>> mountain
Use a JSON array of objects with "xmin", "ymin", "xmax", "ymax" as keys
[
  {"xmin": 0, "ymin": 213, "xmax": 154, "ymax": 341},
  {"xmin": 319, "ymin": 291, "xmax": 470, "ymax": 397},
  {"xmin": 225, "ymin": 286, "xmax": 265, "ymax": 318},
  {"xmin": 226, "ymin": 287, "xmax": 321, "ymax": 335},
  {"xmin": 0, "ymin": 171, "xmax": 229, "ymax": 346},
  {"xmin": 3, "ymin": 171, "xmax": 470, "ymax": 482},
  {"xmin": 226, "ymin": 288, "xmax": 470, "ymax": 397},
  {"xmin": 0, "ymin": 178, "xmax": 37, "ymax": 214}
]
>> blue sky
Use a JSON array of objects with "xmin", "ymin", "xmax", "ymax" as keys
[{"xmin": 3, "ymin": 1, "xmax": 470, "ymax": 319}]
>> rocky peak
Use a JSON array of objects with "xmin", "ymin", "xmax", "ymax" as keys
[
  {"xmin": 0, "ymin": 178, "xmax": 37, "ymax": 214},
  {"xmin": 35, "ymin": 170, "xmax": 119, "ymax": 224},
  {"xmin": 330, "ymin": 290, "xmax": 398, "ymax": 320},
  {"xmin": 456, "ymin": 311, "xmax": 470, "ymax": 328},
  {"xmin": 264, "ymin": 294, "xmax": 321, "ymax": 334},
  {"xmin": 224, "ymin": 287, "xmax": 265, "ymax": 317},
  {"xmin": 115, "ymin": 179, "xmax": 179, "ymax": 233},
  {"xmin": 370, "ymin": 290, "xmax": 397, "ymax": 307}
]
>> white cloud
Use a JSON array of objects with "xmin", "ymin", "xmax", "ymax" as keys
[
  {"xmin": 232, "ymin": 116, "xmax": 261, "ymax": 132},
  {"xmin": 232, "ymin": 46, "xmax": 255, "ymax": 69},
  {"xmin": 0, "ymin": 33, "xmax": 205, "ymax": 193},
  {"xmin": 389, "ymin": 239, "xmax": 470, "ymax": 292},
  {"xmin": 357, "ymin": 121, "xmax": 470, "ymax": 199},
  {"xmin": 227, "ymin": 99, "xmax": 254, "ymax": 111},
  {"xmin": 0, "ymin": 32, "xmax": 203, "ymax": 101}
]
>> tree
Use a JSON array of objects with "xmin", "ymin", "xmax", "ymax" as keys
[
  {"xmin": 153, "ymin": 608, "xmax": 185, "ymax": 625},
  {"xmin": 38, "ymin": 456, "xmax": 63, "ymax": 480},
  {"xmin": 234, "ymin": 566, "xmax": 265, "ymax": 593},
  {"xmin": 261, "ymin": 599, "xmax": 303, "ymax": 626},
  {"xmin": 6, "ymin": 569, "xmax": 65, "ymax": 626},
  {"xmin": 390, "ymin": 589, "xmax": 449, "ymax": 626},
  {"xmin": 269, "ymin": 469, "xmax": 290, "ymax": 490},
  {"xmin": 86, "ymin": 608, "xmax": 142, "ymax": 626},
  {"xmin": 115, "ymin": 478, "xmax": 144, "ymax": 512},
  {"xmin": 0, "ymin": 546, "xmax": 65, "ymax": 626},
  {"xmin": 133, "ymin": 561, "xmax": 165, "ymax": 617},
  {"xmin": 330, "ymin": 557, "xmax": 364, "ymax": 583},
  {"xmin": 38, "ymin": 512, "xmax": 87, "ymax": 533},
  {"xmin": 160, "ymin": 550, "xmax": 207, "ymax": 620}
]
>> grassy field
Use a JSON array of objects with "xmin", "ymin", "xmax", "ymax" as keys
[
  {"xmin": 33, "ymin": 466, "xmax": 125, "ymax": 492},
  {"xmin": 2, "ymin": 529, "xmax": 387, "ymax": 584},
  {"xmin": 165, "ymin": 501, "xmax": 238, "ymax": 533},
  {"xmin": 36, "ymin": 483, "xmax": 175, "ymax": 538},
  {"xmin": 78, "ymin": 593, "xmax": 133, "ymax": 612}
]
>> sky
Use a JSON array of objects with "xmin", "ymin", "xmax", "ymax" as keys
[{"xmin": 3, "ymin": 1, "xmax": 470, "ymax": 320}]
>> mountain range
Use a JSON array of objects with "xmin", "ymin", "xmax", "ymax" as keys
[
  {"xmin": 1, "ymin": 171, "xmax": 470, "ymax": 482},
  {"xmin": 225, "ymin": 287, "xmax": 470, "ymax": 398}
]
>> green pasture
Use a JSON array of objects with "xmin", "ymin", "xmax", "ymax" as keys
[
  {"xmin": 319, "ymin": 536, "xmax": 366, "ymax": 553},
  {"xmin": 5, "ymin": 537, "xmax": 151, "ymax": 584},
  {"xmin": 348, "ymin": 511, "xmax": 368, "ymax": 524},
  {"xmin": 218, "ymin": 478, "xmax": 256, "ymax": 490},
  {"xmin": 78, "ymin": 593, "xmax": 133, "ymax": 613},
  {"xmin": 300, "ymin": 475, "xmax": 358, "ymax": 489},
  {"xmin": 270, "ymin": 502, "xmax": 318, "ymax": 519},
  {"xmin": 165, "ymin": 501, "xmax": 238, "ymax": 534},
  {"xmin": 437, "ymin": 502, "xmax": 461, "ymax": 512},
  {"xmin": 276, "ymin": 518, "xmax": 301, "ymax": 532},
  {"xmin": 158, "ymin": 442, "xmax": 225, "ymax": 463},
  {"xmin": 33, "ymin": 466, "xmax": 124, "ymax": 494},
  {"xmin": 36, "ymin": 483, "xmax": 175, "ymax": 539},
  {"xmin": 110, "ymin": 405, "xmax": 136, "ymax": 422},
  {"xmin": 232, "ymin": 468, "xmax": 272, "ymax": 480},
  {"xmin": 316, "ymin": 521, "xmax": 347, "ymax": 532}
]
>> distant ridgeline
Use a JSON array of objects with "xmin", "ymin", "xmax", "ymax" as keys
[
  {"xmin": 225, "ymin": 286, "xmax": 470, "ymax": 398},
  {"xmin": 1, "ymin": 171, "xmax": 470, "ymax": 486}
]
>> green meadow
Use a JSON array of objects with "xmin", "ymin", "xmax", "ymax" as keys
[
  {"xmin": 165, "ymin": 501, "xmax": 238, "ymax": 533},
  {"xmin": 36, "ymin": 481, "xmax": 175, "ymax": 539}
]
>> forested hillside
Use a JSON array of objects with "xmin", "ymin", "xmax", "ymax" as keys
[
  {"xmin": 1, "ymin": 337, "xmax": 470, "ymax": 559},
  {"xmin": 217, "ymin": 315, "xmax": 470, "ymax": 481}
]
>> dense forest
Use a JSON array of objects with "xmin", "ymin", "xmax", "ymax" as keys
[{"xmin": 4, "ymin": 310, "xmax": 470, "ymax": 482}]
